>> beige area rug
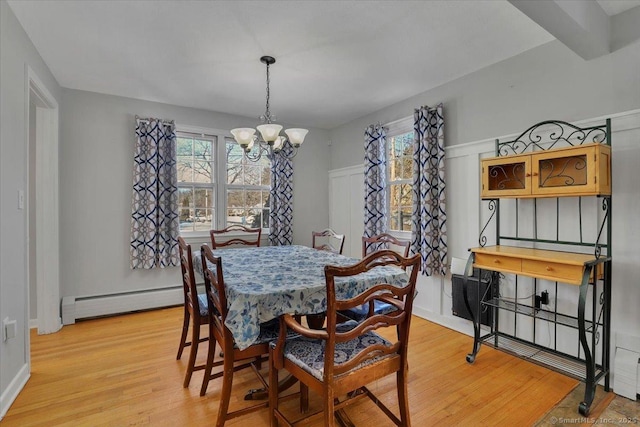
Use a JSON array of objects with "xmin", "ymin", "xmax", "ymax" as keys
[{"xmin": 536, "ymin": 383, "xmax": 639, "ymax": 426}]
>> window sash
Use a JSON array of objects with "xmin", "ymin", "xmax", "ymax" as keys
[
  {"xmin": 385, "ymin": 117, "xmax": 413, "ymax": 234},
  {"xmin": 177, "ymin": 132, "xmax": 216, "ymax": 233}
]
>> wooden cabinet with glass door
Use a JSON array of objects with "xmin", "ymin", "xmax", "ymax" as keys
[
  {"xmin": 481, "ymin": 152, "xmax": 530, "ymax": 198},
  {"xmin": 481, "ymin": 142, "xmax": 611, "ymax": 199}
]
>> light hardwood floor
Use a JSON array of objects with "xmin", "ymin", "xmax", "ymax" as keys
[{"xmin": 3, "ymin": 307, "xmax": 580, "ymax": 426}]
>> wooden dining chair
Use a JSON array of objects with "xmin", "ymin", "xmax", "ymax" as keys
[
  {"xmin": 340, "ymin": 233, "xmax": 412, "ymax": 322},
  {"xmin": 362, "ymin": 233, "xmax": 410, "ymax": 259},
  {"xmin": 269, "ymin": 250, "xmax": 421, "ymax": 427},
  {"xmin": 311, "ymin": 228, "xmax": 345, "ymax": 255},
  {"xmin": 200, "ymin": 245, "xmax": 280, "ymax": 426},
  {"xmin": 210, "ymin": 224, "xmax": 261, "ymax": 249},
  {"xmin": 176, "ymin": 237, "xmax": 210, "ymax": 388}
]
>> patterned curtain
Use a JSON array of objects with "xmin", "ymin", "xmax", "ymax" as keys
[
  {"xmin": 130, "ymin": 117, "xmax": 179, "ymax": 269},
  {"xmin": 364, "ymin": 124, "xmax": 387, "ymax": 250},
  {"xmin": 269, "ymin": 141, "xmax": 294, "ymax": 246},
  {"xmin": 412, "ymin": 104, "xmax": 447, "ymax": 275}
]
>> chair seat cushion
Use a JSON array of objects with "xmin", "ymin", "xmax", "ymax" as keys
[
  {"xmin": 338, "ymin": 300, "xmax": 396, "ymax": 322},
  {"xmin": 279, "ymin": 320, "xmax": 393, "ymax": 380},
  {"xmin": 197, "ymin": 294, "xmax": 209, "ymax": 317}
]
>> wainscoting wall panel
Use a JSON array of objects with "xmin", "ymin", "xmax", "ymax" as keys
[
  {"xmin": 328, "ymin": 165, "xmax": 365, "ymax": 258},
  {"xmin": 327, "ymin": 110, "xmax": 640, "ymax": 370}
]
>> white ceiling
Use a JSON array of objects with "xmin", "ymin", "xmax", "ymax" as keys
[{"xmin": 5, "ymin": 1, "xmax": 563, "ymax": 129}]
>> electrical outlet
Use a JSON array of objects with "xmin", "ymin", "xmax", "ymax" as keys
[
  {"xmin": 541, "ymin": 290, "xmax": 549, "ymax": 305},
  {"xmin": 3, "ymin": 318, "xmax": 17, "ymax": 341}
]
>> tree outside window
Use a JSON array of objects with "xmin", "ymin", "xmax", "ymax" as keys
[
  {"xmin": 388, "ymin": 131, "xmax": 413, "ymax": 232},
  {"xmin": 226, "ymin": 139, "xmax": 271, "ymax": 229},
  {"xmin": 177, "ymin": 134, "xmax": 215, "ymax": 232}
]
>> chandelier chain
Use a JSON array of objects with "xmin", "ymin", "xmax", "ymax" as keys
[{"xmin": 264, "ymin": 61, "xmax": 271, "ymax": 123}]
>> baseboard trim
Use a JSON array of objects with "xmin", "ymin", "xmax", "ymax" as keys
[
  {"xmin": 412, "ymin": 306, "xmax": 479, "ymax": 338},
  {"xmin": 0, "ymin": 362, "xmax": 30, "ymax": 420},
  {"xmin": 65, "ymin": 285, "xmax": 183, "ymax": 324}
]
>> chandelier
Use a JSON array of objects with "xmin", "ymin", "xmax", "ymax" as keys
[{"xmin": 231, "ymin": 56, "xmax": 308, "ymax": 162}]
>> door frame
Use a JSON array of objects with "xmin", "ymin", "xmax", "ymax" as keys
[{"xmin": 25, "ymin": 66, "xmax": 61, "ymax": 337}]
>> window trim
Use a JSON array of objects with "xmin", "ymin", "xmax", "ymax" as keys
[{"xmin": 176, "ymin": 124, "xmax": 271, "ymax": 238}]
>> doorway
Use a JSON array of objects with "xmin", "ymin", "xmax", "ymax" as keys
[{"xmin": 26, "ymin": 67, "xmax": 61, "ymax": 337}]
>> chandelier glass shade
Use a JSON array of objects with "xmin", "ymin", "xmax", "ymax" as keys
[{"xmin": 231, "ymin": 56, "xmax": 308, "ymax": 161}]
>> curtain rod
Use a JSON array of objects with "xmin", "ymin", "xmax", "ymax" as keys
[{"xmin": 135, "ymin": 116, "xmax": 174, "ymax": 126}]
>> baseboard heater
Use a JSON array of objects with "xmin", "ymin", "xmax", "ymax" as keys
[{"xmin": 61, "ymin": 285, "xmax": 183, "ymax": 324}]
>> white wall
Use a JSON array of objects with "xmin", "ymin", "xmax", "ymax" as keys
[
  {"xmin": 0, "ymin": 0, "xmax": 61, "ymax": 417},
  {"xmin": 59, "ymin": 89, "xmax": 330, "ymax": 299}
]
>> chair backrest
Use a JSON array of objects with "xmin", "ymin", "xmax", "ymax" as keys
[
  {"xmin": 324, "ymin": 250, "xmax": 420, "ymax": 378},
  {"xmin": 312, "ymin": 228, "xmax": 345, "ymax": 254},
  {"xmin": 178, "ymin": 237, "xmax": 204, "ymax": 322},
  {"xmin": 362, "ymin": 233, "xmax": 410, "ymax": 258},
  {"xmin": 210, "ymin": 224, "xmax": 261, "ymax": 249},
  {"xmin": 200, "ymin": 244, "xmax": 230, "ymax": 344}
]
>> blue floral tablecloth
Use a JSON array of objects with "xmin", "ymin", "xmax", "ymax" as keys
[{"xmin": 193, "ymin": 245, "xmax": 408, "ymax": 349}]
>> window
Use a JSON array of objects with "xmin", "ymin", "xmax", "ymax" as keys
[
  {"xmin": 177, "ymin": 133, "xmax": 216, "ymax": 232},
  {"xmin": 225, "ymin": 139, "xmax": 271, "ymax": 229},
  {"xmin": 386, "ymin": 118, "xmax": 414, "ymax": 233},
  {"xmin": 176, "ymin": 128, "xmax": 271, "ymax": 235}
]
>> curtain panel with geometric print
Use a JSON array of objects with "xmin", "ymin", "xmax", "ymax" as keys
[
  {"xmin": 411, "ymin": 104, "xmax": 447, "ymax": 276},
  {"xmin": 364, "ymin": 123, "xmax": 388, "ymax": 251},
  {"xmin": 269, "ymin": 141, "xmax": 294, "ymax": 246},
  {"xmin": 130, "ymin": 117, "xmax": 180, "ymax": 269}
]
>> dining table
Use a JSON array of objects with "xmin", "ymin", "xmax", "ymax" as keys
[
  {"xmin": 193, "ymin": 244, "xmax": 409, "ymax": 426},
  {"xmin": 192, "ymin": 244, "xmax": 409, "ymax": 350}
]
